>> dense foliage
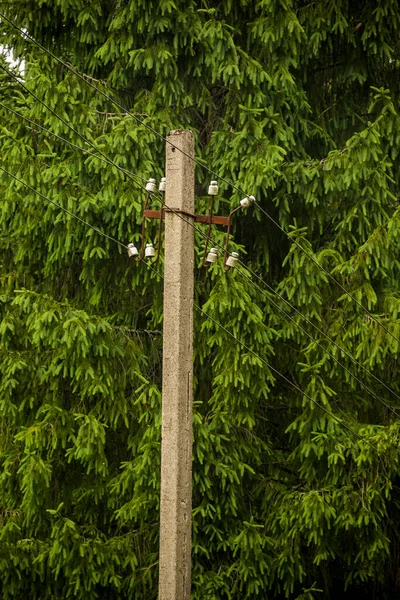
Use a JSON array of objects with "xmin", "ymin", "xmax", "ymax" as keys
[{"xmin": 1, "ymin": 0, "xmax": 400, "ymax": 598}]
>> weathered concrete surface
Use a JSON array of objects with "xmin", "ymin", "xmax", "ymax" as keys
[{"xmin": 159, "ymin": 130, "xmax": 194, "ymax": 600}]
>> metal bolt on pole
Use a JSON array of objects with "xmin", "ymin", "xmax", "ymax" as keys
[{"xmin": 158, "ymin": 130, "xmax": 195, "ymax": 600}]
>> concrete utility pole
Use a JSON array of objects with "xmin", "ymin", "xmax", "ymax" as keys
[{"xmin": 159, "ymin": 130, "xmax": 195, "ymax": 600}]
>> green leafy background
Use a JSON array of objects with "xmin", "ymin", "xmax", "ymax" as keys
[{"xmin": 1, "ymin": 1, "xmax": 400, "ymax": 598}]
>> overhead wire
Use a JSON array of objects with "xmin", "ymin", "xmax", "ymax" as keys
[
  {"xmin": 0, "ymin": 16, "xmax": 398, "ymax": 440},
  {"xmin": 151, "ymin": 192, "xmax": 400, "ymax": 419},
  {"xmin": 0, "ymin": 100, "xmax": 149, "ymax": 182},
  {"xmin": 0, "ymin": 164, "xmax": 128, "ymax": 250},
  {"xmin": 0, "ymin": 12, "xmax": 230, "ymax": 184},
  {"xmin": 143, "ymin": 244, "xmax": 393, "ymax": 460},
  {"xmin": 2, "ymin": 11, "xmax": 400, "ymax": 349},
  {"xmin": 0, "ymin": 62, "xmax": 149, "ymax": 191},
  {"xmin": 128, "ymin": 244, "xmax": 382, "ymax": 454},
  {"xmin": 0, "ymin": 86, "xmax": 399, "ymax": 421},
  {"xmin": 252, "ymin": 200, "xmax": 400, "ymax": 346},
  {"xmin": 193, "ymin": 304, "xmax": 379, "ymax": 453},
  {"xmin": 0, "ymin": 163, "xmax": 377, "ymax": 453},
  {"xmin": 235, "ymin": 267, "xmax": 400, "ymax": 415}
]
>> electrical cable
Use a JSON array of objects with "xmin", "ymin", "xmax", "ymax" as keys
[
  {"xmin": 1, "ymin": 24, "xmax": 399, "ymax": 422},
  {"xmin": 2, "ymin": 11, "xmax": 400, "ymax": 349},
  {"xmin": 173, "ymin": 197, "xmax": 400, "ymax": 409},
  {"xmin": 3, "ymin": 79, "xmax": 397, "ymax": 418},
  {"xmin": 234, "ymin": 268, "xmax": 400, "ymax": 416},
  {"xmin": 0, "ymin": 100, "xmax": 149, "ymax": 182},
  {"xmin": 0, "ymin": 12, "xmax": 229, "ymax": 184},
  {"xmin": 194, "ymin": 304, "xmax": 378, "ymax": 452},
  {"xmin": 253, "ymin": 200, "xmax": 400, "ymax": 346},
  {"xmin": 0, "ymin": 164, "xmax": 382, "ymax": 455},
  {"xmin": 1, "ymin": 80, "xmax": 398, "ymax": 420},
  {"xmin": 0, "ymin": 62, "xmax": 149, "ymax": 191},
  {"xmin": 235, "ymin": 268, "xmax": 400, "ymax": 413},
  {"xmin": 152, "ymin": 193, "xmax": 400, "ymax": 419},
  {"xmin": 143, "ymin": 262, "xmax": 379, "ymax": 453},
  {"xmin": 0, "ymin": 164, "xmax": 128, "ymax": 250}
]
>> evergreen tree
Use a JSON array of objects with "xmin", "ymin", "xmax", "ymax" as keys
[{"xmin": 1, "ymin": 1, "xmax": 400, "ymax": 598}]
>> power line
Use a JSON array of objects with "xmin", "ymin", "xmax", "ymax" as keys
[
  {"xmin": 253, "ymin": 200, "xmax": 400, "ymax": 346},
  {"xmin": 152, "ymin": 192, "xmax": 400, "ymax": 419},
  {"xmin": 0, "ymin": 65, "xmax": 169, "ymax": 232},
  {"xmin": 0, "ymin": 62, "xmax": 149, "ymax": 192},
  {"xmin": 193, "ymin": 303, "xmax": 378, "ymax": 452},
  {"xmin": 4, "ymin": 136, "xmax": 397, "ymax": 421},
  {"xmin": 1, "ymin": 65, "xmax": 398, "ymax": 419},
  {"xmin": 234, "ymin": 268, "xmax": 400, "ymax": 417},
  {"xmin": 145, "ymin": 264, "xmax": 379, "ymax": 454},
  {"xmin": 0, "ymin": 100, "xmax": 149, "ymax": 182},
  {"xmin": 233, "ymin": 262, "xmax": 400, "ymax": 401},
  {"xmin": 0, "ymin": 164, "xmax": 381, "ymax": 455},
  {"xmin": 143, "ymin": 185, "xmax": 400, "ymax": 412},
  {"xmin": 3, "ymin": 11, "xmax": 399, "ymax": 349},
  {"xmin": 0, "ymin": 164, "xmax": 128, "ymax": 250},
  {"xmin": 0, "ymin": 12, "xmax": 234, "ymax": 187},
  {"xmin": 1, "ymin": 16, "xmax": 399, "ymax": 421},
  {"xmin": 235, "ymin": 259, "xmax": 400, "ymax": 404},
  {"xmin": 143, "ymin": 262, "xmax": 376, "ymax": 451}
]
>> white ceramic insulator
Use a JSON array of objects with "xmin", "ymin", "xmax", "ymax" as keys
[
  {"xmin": 206, "ymin": 248, "xmax": 218, "ymax": 263},
  {"xmin": 159, "ymin": 177, "xmax": 167, "ymax": 192},
  {"xmin": 146, "ymin": 178, "xmax": 157, "ymax": 193},
  {"xmin": 240, "ymin": 195, "xmax": 255, "ymax": 208},
  {"xmin": 226, "ymin": 252, "xmax": 239, "ymax": 268},
  {"xmin": 127, "ymin": 243, "xmax": 139, "ymax": 257},
  {"xmin": 145, "ymin": 243, "xmax": 155, "ymax": 258},
  {"xmin": 208, "ymin": 180, "xmax": 219, "ymax": 196}
]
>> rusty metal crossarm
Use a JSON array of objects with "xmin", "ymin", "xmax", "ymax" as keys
[{"xmin": 144, "ymin": 209, "xmax": 229, "ymax": 226}]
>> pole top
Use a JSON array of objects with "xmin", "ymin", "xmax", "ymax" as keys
[{"xmin": 168, "ymin": 129, "xmax": 195, "ymax": 139}]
